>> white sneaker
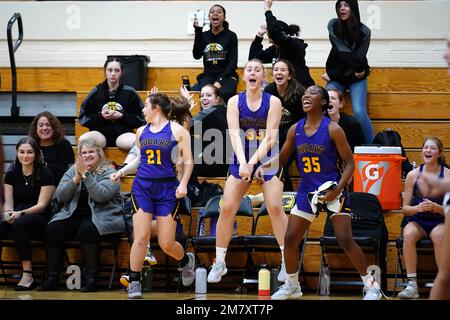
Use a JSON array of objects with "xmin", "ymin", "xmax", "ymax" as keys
[
  {"xmin": 144, "ymin": 246, "xmax": 158, "ymax": 266},
  {"xmin": 363, "ymin": 278, "xmax": 382, "ymax": 300},
  {"xmin": 178, "ymin": 252, "xmax": 195, "ymax": 286},
  {"xmin": 207, "ymin": 260, "xmax": 227, "ymax": 283},
  {"xmin": 271, "ymin": 282, "xmax": 303, "ymax": 300},
  {"xmin": 398, "ymin": 284, "xmax": 419, "ymax": 299},
  {"xmin": 278, "ymin": 262, "xmax": 287, "ymax": 283},
  {"xmin": 128, "ymin": 281, "xmax": 142, "ymax": 299}
]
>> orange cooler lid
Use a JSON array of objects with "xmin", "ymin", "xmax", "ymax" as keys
[{"xmin": 354, "ymin": 146, "xmax": 402, "ymax": 155}]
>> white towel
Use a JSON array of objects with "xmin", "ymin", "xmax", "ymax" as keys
[{"xmin": 307, "ymin": 181, "xmax": 341, "ymax": 215}]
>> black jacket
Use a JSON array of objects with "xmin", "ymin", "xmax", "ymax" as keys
[
  {"xmin": 249, "ymin": 10, "xmax": 315, "ymax": 88},
  {"xmin": 337, "ymin": 112, "xmax": 365, "ymax": 152},
  {"xmin": 78, "ymin": 81, "xmax": 145, "ymax": 144},
  {"xmin": 190, "ymin": 104, "xmax": 230, "ymax": 177},
  {"xmin": 193, "ymin": 27, "xmax": 238, "ymax": 83},
  {"xmin": 326, "ymin": 0, "xmax": 371, "ymax": 86}
]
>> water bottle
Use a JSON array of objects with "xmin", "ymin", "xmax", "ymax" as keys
[
  {"xmin": 195, "ymin": 265, "xmax": 207, "ymax": 294},
  {"xmin": 142, "ymin": 266, "xmax": 153, "ymax": 292},
  {"xmin": 182, "ymin": 75, "xmax": 191, "ymax": 91},
  {"xmin": 198, "ymin": 209, "xmax": 206, "ymax": 236},
  {"xmin": 270, "ymin": 267, "xmax": 280, "ymax": 295},
  {"xmin": 258, "ymin": 264, "xmax": 270, "ymax": 296},
  {"xmin": 319, "ymin": 263, "xmax": 330, "ymax": 297}
]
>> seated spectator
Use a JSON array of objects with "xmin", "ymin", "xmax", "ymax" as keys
[
  {"xmin": 264, "ymin": 59, "xmax": 305, "ymax": 191},
  {"xmin": 1, "ymin": 137, "xmax": 55, "ymax": 291},
  {"xmin": 78, "ymin": 57, "xmax": 145, "ymax": 165},
  {"xmin": 39, "ymin": 139, "xmax": 124, "ymax": 292},
  {"xmin": 29, "ymin": 111, "xmax": 75, "ymax": 183},
  {"xmin": 190, "ymin": 84, "xmax": 229, "ymax": 177},
  {"xmin": 249, "ymin": 0, "xmax": 315, "ymax": 89},
  {"xmin": 322, "ymin": 0, "xmax": 374, "ymax": 143},
  {"xmin": 399, "ymin": 136, "xmax": 449, "ymax": 299},
  {"xmin": 191, "ymin": 4, "xmax": 238, "ymax": 103},
  {"xmin": 327, "ymin": 89, "xmax": 365, "ymax": 152}
]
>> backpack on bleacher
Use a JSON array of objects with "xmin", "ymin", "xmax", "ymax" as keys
[{"xmin": 372, "ymin": 129, "xmax": 413, "ymax": 179}]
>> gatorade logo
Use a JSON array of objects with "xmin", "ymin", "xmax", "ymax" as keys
[
  {"xmin": 365, "ymin": 164, "xmax": 380, "ymax": 180},
  {"xmin": 358, "ymin": 161, "xmax": 389, "ymax": 195}
]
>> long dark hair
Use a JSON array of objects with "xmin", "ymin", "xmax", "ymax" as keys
[
  {"xmin": 14, "ymin": 136, "xmax": 45, "ymax": 186},
  {"xmin": 98, "ymin": 57, "xmax": 125, "ymax": 102},
  {"xmin": 29, "ymin": 111, "xmax": 65, "ymax": 144},
  {"xmin": 273, "ymin": 59, "xmax": 305, "ymax": 106},
  {"xmin": 335, "ymin": 4, "xmax": 362, "ymax": 46}
]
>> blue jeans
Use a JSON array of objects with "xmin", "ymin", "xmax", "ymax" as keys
[{"xmin": 326, "ymin": 79, "xmax": 374, "ymax": 144}]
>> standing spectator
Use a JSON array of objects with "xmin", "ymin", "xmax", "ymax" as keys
[
  {"xmin": 29, "ymin": 111, "xmax": 75, "ymax": 184},
  {"xmin": 327, "ymin": 89, "xmax": 365, "ymax": 152},
  {"xmin": 1, "ymin": 137, "xmax": 55, "ymax": 291},
  {"xmin": 399, "ymin": 137, "xmax": 449, "ymax": 299},
  {"xmin": 264, "ymin": 59, "xmax": 305, "ymax": 191},
  {"xmin": 192, "ymin": 4, "xmax": 238, "ymax": 103},
  {"xmin": 39, "ymin": 139, "xmax": 124, "ymax": 292},
  {"xmin": 249, "ymin": 0, "xmax": 315, "ymax": 89},
  {"xmin": 78, "ymin": 57, "xmax": 145, "ymax": 165},
  {"xmin": 323, "ymin": 0, "xmax": 374, "ymax": 144}
]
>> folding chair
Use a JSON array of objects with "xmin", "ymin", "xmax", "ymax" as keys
[
  {"xmin": 393, "ymin": 216, "xmax": 437, "ymax": 295},
  {"xmin": 318, "ymin": 192, "xmax": 388, "ymax": 294},
  {"xmin": 243, "ymin": 192, "xmax": 308, "ymax": 289},
  {"xmin": 191, "ymin": 195, "xmax": 253, "ymax": 290}
]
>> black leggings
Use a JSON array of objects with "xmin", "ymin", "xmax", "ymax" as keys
[
  {"xmin": 7, "ymin": 214, "xmax": 48, "ymax": 261},
  {"xmin": 45, "ymin": 214, "xmax": 119, "ymax": 249}
]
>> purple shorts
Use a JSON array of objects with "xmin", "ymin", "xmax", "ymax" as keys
[
  {"xmin": 228, "ymin": 163, "xmax": 283, "ymax": 182},
  {"xmin": 131, "ymin": 178, "xmax": 180, "ymax": 217}
]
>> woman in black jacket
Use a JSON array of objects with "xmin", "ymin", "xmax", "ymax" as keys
[
  {"xmin": 29, "ymin": 111, "xmax": 74, "ymax": 184},
  {"xmin": 191, "ymin": 4, "xmax": 238, "ymax": 103},
  {"xmin": 78, "ymin": 57, "xmax": 145, "ymax": 163},
  {"xmin": 323, "ymin": 0, "xmax": 374, "ymax": 144},
  {"xmin": 249, "ymin": 0, "xmax": 314, "ymax": 89}
]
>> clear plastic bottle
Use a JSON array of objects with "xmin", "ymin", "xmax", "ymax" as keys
[
  {"xmin": 319, "ymin": 263, "xmax": 330, "ymax": 297},
  {"xmin": 195, "ymin": 265, "xmax": 207, "ymax": 294}
]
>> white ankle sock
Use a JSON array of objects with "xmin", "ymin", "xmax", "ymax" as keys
[
  {"xmin": 287, "ymin": 272, "xmax": 298, "ymax": 286},
  {"xmin": 280, "ymin": 246, "xmax": 285, "ymax": 266},
  {"xmin": 361, "ymin": 273, "xmax": 372, "ymax": 287},
  {"xmin": 215, "ymin": 247, "xmax": 227, "ymax": 263}
]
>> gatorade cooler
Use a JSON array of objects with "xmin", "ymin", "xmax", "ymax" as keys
[{"xmin": 354, "ymin": 146, "xmax": 405, "ymax": 210}]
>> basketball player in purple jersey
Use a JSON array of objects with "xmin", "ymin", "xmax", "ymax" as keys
[
  {"xmin": 207, "ymin": 59, "xmax": 289, "ymax": 284},
  {"xmin": 111, "ymin": 93, "xmax": 194, "ymax": 299},
  {"xmin": 257, "ymin": 85, "xmax": 382, "ymax": 300}
]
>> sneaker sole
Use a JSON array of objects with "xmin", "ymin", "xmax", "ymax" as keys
[
  {"xmin": 128, "ymin": 293, "xmax": 142, "ymax": 299},
  {"xmin": 271, "ymin": 292, "xmax": 303, "ymax": 300},
  {"xmin": 398, "ymin": 294, "xmax": 419, "ymax": 299}
]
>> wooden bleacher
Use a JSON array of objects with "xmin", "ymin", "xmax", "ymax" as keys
[{"xmin": 1, "ymin": 66, "xmax": 449, "ymax": 293}]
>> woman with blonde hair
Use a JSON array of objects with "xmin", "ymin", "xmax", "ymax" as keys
[{"xmin": 40, "ymin": 139, "xmax": 124, "ymax": 292}]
